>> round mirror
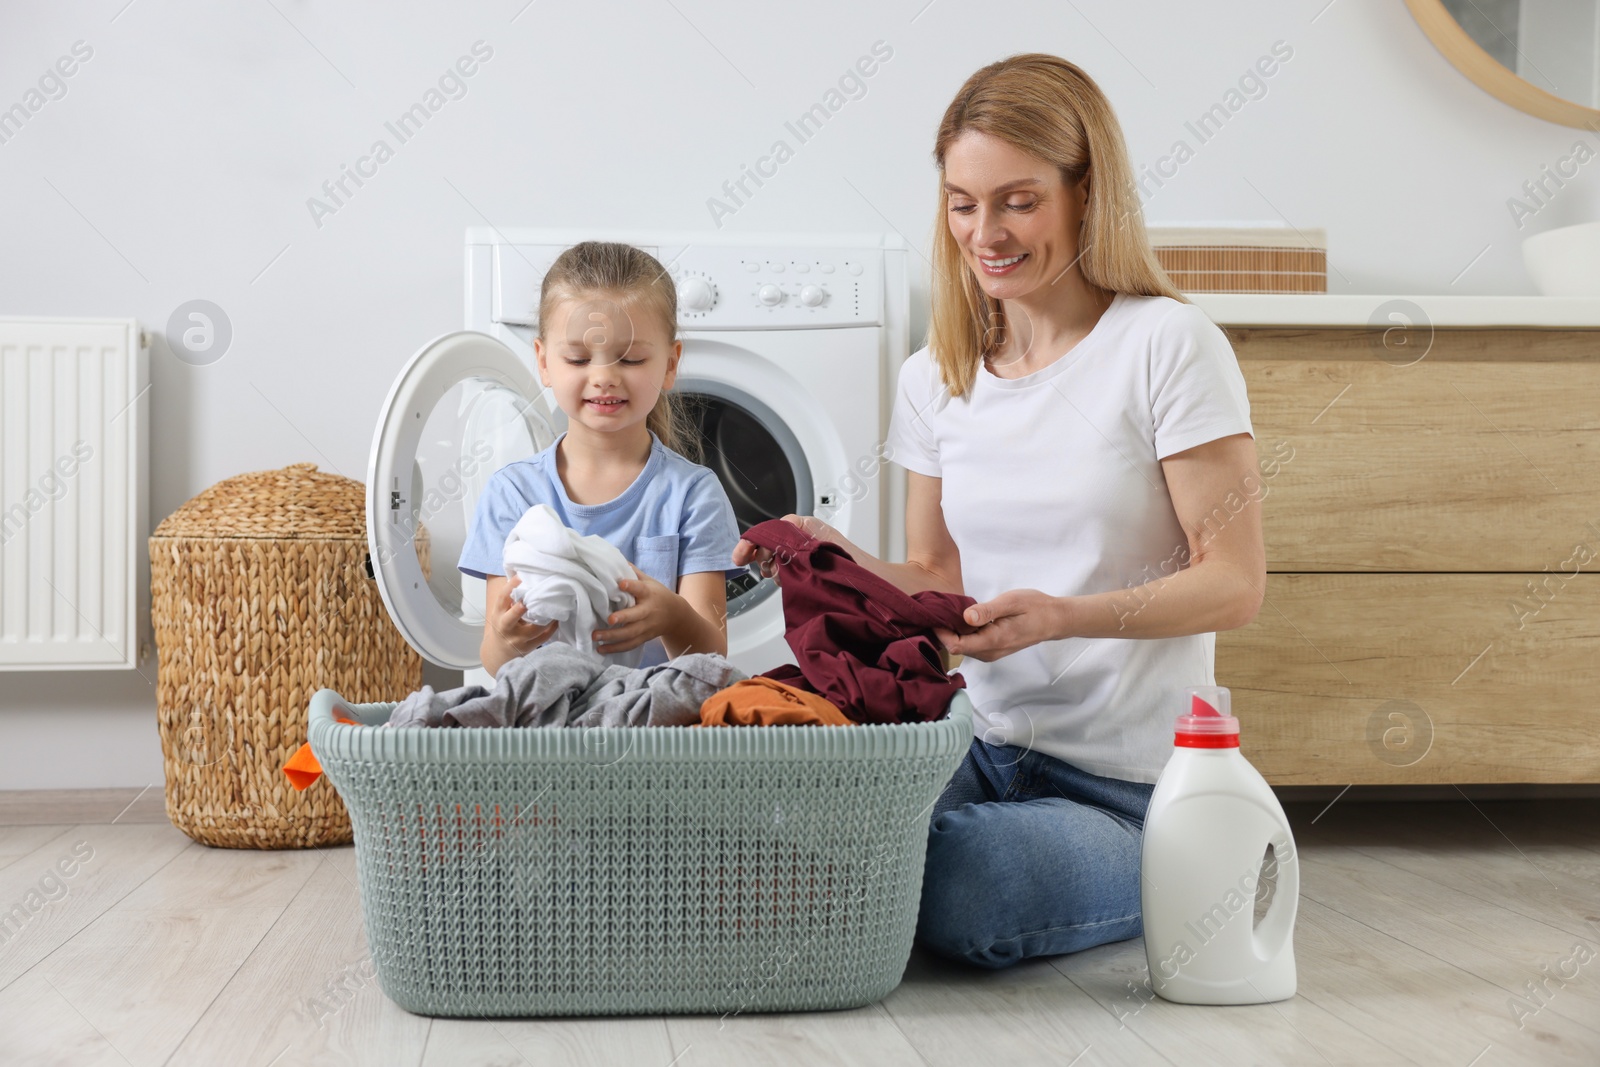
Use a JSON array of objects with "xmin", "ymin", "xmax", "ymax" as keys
[{"xmin": 1407, "ymin": 0, "xmax": 1600, "ymax": 126}]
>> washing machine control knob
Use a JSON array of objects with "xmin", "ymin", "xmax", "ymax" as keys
[
  {"xmin": 679, "ymin": 277, "xmax": 715, "ymax": 312},
  {"xmin": 799, "ymin": 285, "xmax": 825, "ymax": 307},
  {"xmin": 758, "ymin": 284, "xmax": 785, "ymax": 306}
]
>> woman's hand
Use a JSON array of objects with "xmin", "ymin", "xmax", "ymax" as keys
[
  {"xmin": 731, "ymin": 514, "xmax": 838, "ymax": 583},
  {"xmin": 489, "ymin": 574, "xmax": 558, "ymax": 660},
  {"xmin": 594, "ymin": 566, "xmax": 685, "ymax": 653},
  {"xmin": 935, "ymin": 589, "xmax": 1068, "ymax": 662}
]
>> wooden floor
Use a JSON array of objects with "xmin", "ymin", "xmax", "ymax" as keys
[{"xmin": 1, "ymin": 791, "xmax": 1597, "ymax": 1067}]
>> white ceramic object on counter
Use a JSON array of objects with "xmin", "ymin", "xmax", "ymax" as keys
[{"xmin": 1523, "ymin": 220, "xmax": 1600, "ymax": 297}]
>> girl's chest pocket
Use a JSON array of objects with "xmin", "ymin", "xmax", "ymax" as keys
[{"xmin": 632, "ymin": 534, "xmax": 680, "ymax": 590}]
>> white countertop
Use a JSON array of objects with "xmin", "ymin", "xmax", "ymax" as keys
[{"xmin": 1188, "ymin": 293, "xmax": 1600, "ymax": 327}]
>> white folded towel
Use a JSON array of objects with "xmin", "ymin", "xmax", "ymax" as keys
[{"xmin": 502, "ymin": 504, "xmax": 641, "ymax": 667}]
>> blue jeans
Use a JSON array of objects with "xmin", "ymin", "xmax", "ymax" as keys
[{"xmin": 915, "ymin": 738, "xmax": 1157, "ymax": 969}]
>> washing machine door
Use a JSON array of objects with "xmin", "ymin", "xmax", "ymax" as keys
[{"xmin": 367, "ymin": 331, "xmax": 557, "ymax": 669}]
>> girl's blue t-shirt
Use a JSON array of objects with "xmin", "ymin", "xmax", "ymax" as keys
[{"xmin": 458, "ymin": 432, "xmax": 742, "ymax": 590}]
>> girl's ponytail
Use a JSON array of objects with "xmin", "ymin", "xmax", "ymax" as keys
[{"xmin": 645, "ymin": 390, "xmax": 701, "ymax": 465}]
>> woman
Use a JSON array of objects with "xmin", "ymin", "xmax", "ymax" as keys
[{"xmin": 733, "ymin": 53, "xmax": 1264, "ymax": 969}]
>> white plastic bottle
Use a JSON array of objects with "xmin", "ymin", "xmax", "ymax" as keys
[{"xmin": 1140, "ymin": 685, "xmax": 1298, "ymax": 1004}]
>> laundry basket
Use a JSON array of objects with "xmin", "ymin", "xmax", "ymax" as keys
[
  {"xmin": 150, "ymin": 463, "xmax": 422, "ymax": 849},
  {"xmin": 307, "ymin": 686, "xmax": 973, "ymax": 1016}
]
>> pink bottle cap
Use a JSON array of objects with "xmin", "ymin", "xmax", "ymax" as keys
[{"xmin": 1175, "ymin": 686, "xmax": 1239, "ymax": 748}]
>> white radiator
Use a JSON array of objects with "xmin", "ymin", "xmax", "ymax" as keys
[{"xmin": 0, "ymin": 318, "xmax": 148, "ymax": 670}]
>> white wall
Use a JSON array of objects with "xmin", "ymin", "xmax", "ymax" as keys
[{"xmin": 3, "ymin": 0, "xmax": 1596, "ymax": 789}]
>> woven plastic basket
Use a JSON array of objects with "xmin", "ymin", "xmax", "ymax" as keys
[
  {"xmin": 150, "ymin": 463, "xmax": 422, "ymax": 849},
  {"xmin": 308, "ymin": 686, "xmax": 973, "ymax": 1016}
]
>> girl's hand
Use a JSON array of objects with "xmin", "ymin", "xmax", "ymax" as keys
[
  {"xmin": 594, "ymin": 566, "xmax": 684, "ymax": 653},
  {"xmin": 491, "ymin": 573, "xmax": 558, "ymax": 658},
  {"xmin": 934, "ymin": 589, "xmax": 1068, "ymax": 662},
  {"xmin": 731, "ymin": 514, "xmax": 837, "ymax": 583}
]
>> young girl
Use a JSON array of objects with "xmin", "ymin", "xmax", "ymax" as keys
[{"xmin": 457, "ymin": 241, "xmax": 739, "ymax": 677}]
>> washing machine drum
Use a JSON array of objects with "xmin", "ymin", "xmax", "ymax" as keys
[
  {"xmin": 678, "ymin": 382, "xmax": 814, "ymax": 618},
  {"xmin": 678, "ymin": 376, "xmax": 814, "ymax": 524},
  {"xmin": 687, "ymin": 395, "xmax": 796, "ymax": 529}
]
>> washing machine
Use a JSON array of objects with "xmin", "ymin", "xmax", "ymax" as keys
[{"xmin": 365, "ymin": 230, "xmax": 910, "ymax": 685}]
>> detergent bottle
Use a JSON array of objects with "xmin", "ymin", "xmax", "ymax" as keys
[{"xmin": 1139, "ymin": 685, "xmax": 1298, "ymax": 1004}]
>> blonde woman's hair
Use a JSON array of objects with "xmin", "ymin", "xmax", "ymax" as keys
[
  {"xmin": 928, "ymin": 53, "xmax": 1186, "ymax": 397},
  {"xmin": 537, "ymin": 240, "xmax": 700, "ymax": 462}
]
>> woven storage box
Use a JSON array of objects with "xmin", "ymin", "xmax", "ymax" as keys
[
  {"xmin": 150, "ymin": 463, "xmax": 422, "ymax": 849},
  {"xmin": 307, "ymin": 686, "xmax": 973, "ymax": 1016},
  {"xmin": 1149, "ymin": 225, "xmax": 1327, "ymax": 293}
]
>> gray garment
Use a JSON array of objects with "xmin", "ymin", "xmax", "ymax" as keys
[{"xmin": 387, "ymin": 643, "xmax": 746, "ymax": 729}]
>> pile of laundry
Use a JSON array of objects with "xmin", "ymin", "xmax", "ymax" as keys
[
  {"xmin": 380, "ymin": 643, "xmax": 854, "ymax": 729},
  {"xmin": 389, "ymin": 517, "xmax": 979, "ymax": 730},
  {"xmin": 281, "ymin": 652, "xmax": 850, "ymax": 791},
  {"xmin": 283, "ymin": 517, "xmax": 979, "ymax": 790}
]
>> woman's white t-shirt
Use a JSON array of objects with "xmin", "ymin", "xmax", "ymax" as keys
[{"xmin": 884, "ymin": 291, "xmax": 1254, "ymax": 784}]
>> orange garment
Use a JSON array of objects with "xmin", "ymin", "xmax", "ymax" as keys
[
  {"xmin": 282, "ymin": 709, "xmax": 359, "ymax": 790},
  {"xmin": 697, "ymin": 678, "xmax": 855, "ymax": 727}
]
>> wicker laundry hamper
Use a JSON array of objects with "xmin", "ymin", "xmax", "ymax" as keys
[{"xmin": 150, "ymin": 462, "xmax": 423, "ymax": 849}]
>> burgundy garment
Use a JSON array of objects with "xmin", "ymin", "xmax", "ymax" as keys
[{"xmin": 742, "ymin": 519, "xmax": 980, "ymax": 724}]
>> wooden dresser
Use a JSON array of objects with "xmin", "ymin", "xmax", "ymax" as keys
[{"xmin": 1197, "ymin": 295, "xmax": 1600, "ymax": 785}]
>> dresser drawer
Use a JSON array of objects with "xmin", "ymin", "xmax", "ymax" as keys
[
  {"xmin": 1216, "ymin": 573, "xmax": 1600, "ymax": 784},
  {"xmin": 1239, "ymin": 358, "xmax": 1600, "ymax": 572}
]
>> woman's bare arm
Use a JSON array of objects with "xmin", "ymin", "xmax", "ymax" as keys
[
  {"xmin": 732, "ymin": 470, "xmax": 964, "ymax": 597},
  {"xmin": 939, "ymin": 433, "xmax": 1266, "ymax": 661}
]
